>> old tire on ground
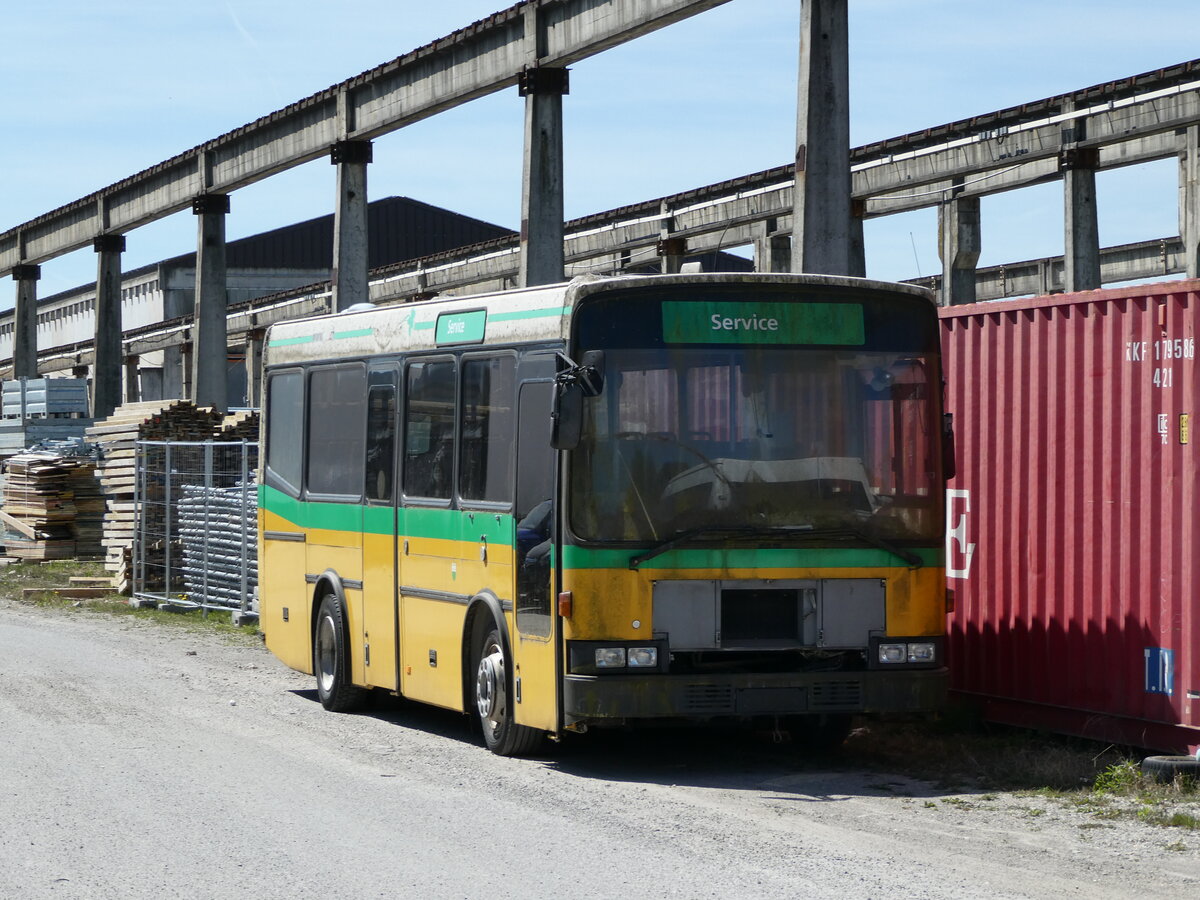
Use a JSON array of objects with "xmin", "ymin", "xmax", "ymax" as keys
[
  {"xmin": 1141, "ymin": 755, "xmax": 1200, "ymax": 782},
  {"xmin": 473, "ymin": 626, "xmax": 542, "ymax": 756},
  {"xmin": 314, "ymin": 592, "xmax": 367, "ymax": 712}
]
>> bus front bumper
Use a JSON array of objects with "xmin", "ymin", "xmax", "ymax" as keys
[{"xmin": 562, "ymin": 668, "xmax": 947, "ymax": 724}]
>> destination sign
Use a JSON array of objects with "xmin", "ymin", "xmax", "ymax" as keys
[
  {"xmin": 435, "ymin": 309, "xmax": 487, "ymax": 345},
  {"xmin": 661, "ymin": 301, "xmax": 864, "ymax": 345}
]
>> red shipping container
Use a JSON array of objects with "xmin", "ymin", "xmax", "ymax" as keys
[{"xmin": 941, "ymin": 280, "xmax": 1199, "ymax": 753}]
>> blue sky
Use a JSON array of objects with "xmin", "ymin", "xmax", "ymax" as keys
[{"xmin": 3, "ymin": 1, "xmax": 1199, "ymax": 299}]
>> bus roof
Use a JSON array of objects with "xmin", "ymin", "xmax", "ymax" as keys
[{"xmin": 262, "ymin": 272, "xmax": 934, "ymax": 367}]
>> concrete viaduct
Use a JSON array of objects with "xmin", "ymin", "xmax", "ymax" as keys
[{"xmin": 3, "ymin": 0, "xmax": 1200, "ymax": 414}]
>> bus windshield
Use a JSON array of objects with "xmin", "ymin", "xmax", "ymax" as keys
[{"xmin": 568, "ymin": 345, "xmax": 942, "ymax": 544}]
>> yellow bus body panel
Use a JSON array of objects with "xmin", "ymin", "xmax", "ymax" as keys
[
  {"xmin": 362, "ymin": 531, "xmax": 398, "ymax": 690},
  {"xmin": 562, "ymin": 565, "xmax": 947, "ymax": 640},
  {"xmin": 399, "ymin": 595, "xmax": 467, "ymax": 711},
  {"xmin": 259, "ymin": 507, "xmax": 314, "ymax": 674}
]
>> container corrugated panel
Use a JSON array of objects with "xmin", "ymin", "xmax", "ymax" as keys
[{"xmin": 941, "ymin": 280, "xmax": 1199, "ymax": 753}]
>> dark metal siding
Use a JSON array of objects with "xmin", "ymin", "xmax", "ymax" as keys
[{"xmin": 167, "ymin": 196, "xmax": 513, "ymax": 270}]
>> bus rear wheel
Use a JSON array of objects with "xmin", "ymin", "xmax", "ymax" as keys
[
  {"xmin": 314, "ymin": 592, "xmax": 366, "ymax": 712},
  {"xmin": 473, "ymin": 627, "xmax": 541, "ymax": 756}
]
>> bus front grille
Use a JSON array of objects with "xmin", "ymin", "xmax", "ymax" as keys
[
  {"xmin": 810, "ymin": 679, "xmax": 862, "ymax": 709},
  {"xmin": 683, "ymin": 684, "xmax": 735, "ymax": 714}
]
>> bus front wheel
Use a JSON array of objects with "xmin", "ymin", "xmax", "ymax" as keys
[
  {"xmin": 314, "ymin": 592, "xmax": 366, "ymax": 712},
  {"xmin": 473, "ymin": 626, "xmax": 541, "ymax": 756}
]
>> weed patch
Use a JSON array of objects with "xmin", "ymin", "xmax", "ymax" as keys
[{"xmin": 1, "ymin": 559, "xmax": 259, "ymax": 643}]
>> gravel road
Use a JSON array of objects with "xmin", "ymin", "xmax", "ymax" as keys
[{"xmin": 1, "ymin": 597, "xmax": 1197, "ymax": 900}]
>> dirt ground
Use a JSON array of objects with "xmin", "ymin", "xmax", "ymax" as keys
[{"xmin": 1, "ymin": 593, "xmax": 1197, "ymax": 899}]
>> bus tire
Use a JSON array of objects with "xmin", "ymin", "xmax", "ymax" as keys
[
  {"xmin": 1141, "ymin": 755, "xmax": 1200, "ymax": 783},
  {"xmin": 314, "ymin": 592, "xmax": 366, "ymax": 713},
  {"xmin": 473, "ymin": 626, "xmax": 542, "ymax": 756}
]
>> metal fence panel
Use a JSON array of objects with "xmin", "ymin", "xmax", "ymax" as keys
[{"xmin": 134, "ymin": 440, "xmax": 258, "ymax": 614}]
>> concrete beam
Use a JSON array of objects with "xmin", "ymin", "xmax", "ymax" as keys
[
  {"xmin": 909, "ymin": 235, "xmax": 1188, "ymax": 301},
  {"xmin": 0, "ymin": 0, "xmax": 731, "ymax": 275},
  {"xmin": 852, "ymin": 86, "xmax": 1200, "ymax": 199}
]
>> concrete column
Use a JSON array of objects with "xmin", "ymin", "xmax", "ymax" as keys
[
  {"xmin": 938, "ymin": 190, "xmax": 981, "ymax": 306},
  {"xmin": 1181, "ymin": 125, "xmax": 1200, "ymax": 279},
  {"xmin": 657, "ymin": 201, "xmax": 685, "ymax": 274},
  {"xmin": 192, "ymin": 194, "xmax": 230, "ymax": 412},
  {"xmin": 752, "ymin": 220, "xmax": 791, "ymax": 273},
  {"xmin": 92, "ymin": 234, "xmax": 125, "ymax": 419},
  {"xmin": 792, "ymin": 0, "xmax": 851, "ymax": 275},
  {"xmin": 519, "ymin": 66, "xmax": 568, "ymax": 287},
  {"xmin": 11, "ymin": 264, "xmax": 40, "ymax": 379},
  {"xmin": 1062, "ymin": 148, "xmax": 1101, "ymax": 291},
  {"xmin": 850, "ymin": 198, "xmax": 867, "ymax": 278},
  {"xmin": 245, "ymin": 328, "xmax": 265, "ymax": 409},
  {"xmin": 330, "ymin": 141, "xmax": 372, "ymax": 313},
  {"xmin": 657, "ymin": 237, "xmax": 686, "ymax": 275},
  {"xmin": 180, "ymin": 340, "xmax": 194, "ymax": 402},
  {"xmin": 123, "ymin": 355, "xmax": 140, "ymax": 404}
]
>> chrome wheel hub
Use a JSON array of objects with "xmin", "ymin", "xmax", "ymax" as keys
[{"xmin": 475, "ymin": 642, "xmax": 506, "ymax": 732}]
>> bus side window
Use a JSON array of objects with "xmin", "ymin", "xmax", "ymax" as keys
[
  {"xmin": 307, "ymin": 365, "xmax": 366, "ymax": 498},
  {"xmin": 459, "ymin": 356, "xmax": 515, "ymax": 504},
  {"xmin": 404, "ymin": 360, "xmax": 455, "ymax": 500},
  {"xmin": 265, "ymin": 369, "xmax": 304, "ymax": 496},
  {"xmin": 365, "ymin": 384, "xmax": 396, "ymax": 502},
  {"xmin": 515, "ymin": 380, "xmax": 555, "ymax": 637}
]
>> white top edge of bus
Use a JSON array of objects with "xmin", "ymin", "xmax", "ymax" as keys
[{"xmin": 262, "ymin": 272, "xmax": 934, "ymax": 366}]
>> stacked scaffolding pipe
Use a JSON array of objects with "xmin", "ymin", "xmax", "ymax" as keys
[{"xmin": 177, "ymin": 482, "xmax": 257, "ymax": 611}]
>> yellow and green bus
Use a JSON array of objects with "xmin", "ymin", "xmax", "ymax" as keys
[{"xmin": 259, "ymin": 273, "xmax": 950, "ymax": 755}]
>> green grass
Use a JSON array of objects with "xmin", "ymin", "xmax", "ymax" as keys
[
  {"xmin": 843, "ymin": 712, "xmax": 1200, "ymax": 832},
  {"xmin": 2, "ymin": 559, "xmax": 260, "ymax": 642}
]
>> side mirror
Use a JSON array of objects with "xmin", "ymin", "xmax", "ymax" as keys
[{"xmin": 550, "ymin": 350, "xmax": 605, "ymax": 451}]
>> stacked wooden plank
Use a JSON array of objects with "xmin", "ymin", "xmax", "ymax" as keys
[
  {"xmin": 85, "ymin": 401, "xmax": 225, "ymax": 591},
  {"xmin": 0, "ymin": 453, "xmax": 78, "ymax": 559},
  {"xmin": 216, "ymin": 410, "xmax": 259, "ymax": 441},
  {"xmin": 68, "ymin": 460, "xmax": 105, "ymax": 557}
]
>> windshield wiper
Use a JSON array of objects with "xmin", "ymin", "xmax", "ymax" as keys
[
  {"xmin": 627, "ymin": 525, "xmax": 816, "ymax": 570},
  {"xmin": 626, "ymin": 524, "xmax": 924, "ymax": 570},
  {"xmin": 798, "ymin": 526, "xmax": 924, "ymax": 569}
]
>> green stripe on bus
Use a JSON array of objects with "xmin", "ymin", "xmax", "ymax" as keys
[
  {"xmin": 268, "ymin": 334, "xmax": 316, "ymax": 347},
  {"xmin": 561, "ymin": 545, "xmax": 943, "ymax": 570},
  {"xmin": 259, "ymin": 486, "xmax": 939, "ymax": 566},
  {"xmin": 260, "ymin": 485, "xmax": 513, "ymax": 544},
  {"xmin": 490, "ymin": 306, "xmax": 569, "ymax": 322},
  {"xmin": 332, "ymin": 328, "xmax": 374, "ymax": 340}
]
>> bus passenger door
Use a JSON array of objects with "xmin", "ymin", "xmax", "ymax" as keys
[
  {"xmin": 511, "ymin": 379, "xmax": 558, "ymax": 732},
  {"xmin": 361, "ymin": 368, "xmax": 399, "ymax": 690}
]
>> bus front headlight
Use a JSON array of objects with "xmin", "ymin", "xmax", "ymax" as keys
[
  {"xmin": 878, "ymin": 643, "xmax": 907, "ymax": 664},
  {"xmin": 626, "ymin": 647, "xmax": 659, "ymax": 668},
  {"xmin": 907, "ymin": 642, "xmax": 936, "ymax": 663},
  {"xmin": 595, "ymin": 647, "xmax": 627, "ymax": 668}
]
